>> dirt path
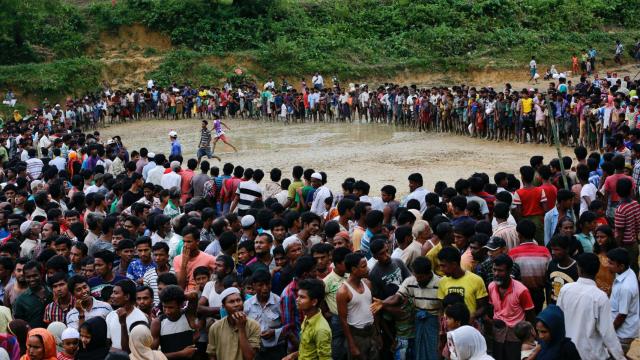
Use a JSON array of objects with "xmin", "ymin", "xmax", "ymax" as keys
[{"xmin": 101, "ymin": 118, "xmax": 567, "ymax": 196}]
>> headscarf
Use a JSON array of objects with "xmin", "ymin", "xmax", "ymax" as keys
[
  {"xmin": 8, "ymin": 320, "xmax": 29, "ymax": 356},
  {"xmin": 129, "ymin": 324, "xmax": 168, "ymax": 360},
  {"xmin": 46, "ymin": 322, "xmax": 66, "ymax": 352},
  {"xmin": 22, "ymin": 328, "xmax": 57, "ymax": 360},
  {"xmin": 446, "ymin": 325, "xmax": 494, "ymax": 360},
  {"xmin": 536, "ymin": 304, "xmax": 569, "ymax": 360},
  {"xmin": 77, "ymin": 317, "xmax": 109, "ymax": 360}
]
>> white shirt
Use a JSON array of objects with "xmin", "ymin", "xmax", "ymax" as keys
[
  {"xmin": 161, "ymin": 171, "xmax": 182, "ymax": 190},
  {"xmin": 529, "ymin": 59, "xmax": 537, "ymax": 70},
  {"xmin": 147, "ymin": 79, "xmax": 154, "ymax": 89},
  {"xmin": 557, "ymin": 278, "xmax": 625, "ymax": 360},
  {"xmin": 311, "ymin": 185, "xmax": 332, "ymax": 216},
  {"xmin": 403, "ymin": 187, "xmax": 428, "ymax": 213},
  {"xmin": 611, "ymin": 268, "xmax": 640, "ymax": 339},
  {"xmin": 580, "ymin": 183, "xmax": 597, "ymax": 215},
  {"xmin": 312, "ymin": 75, "xmax": 324, "ymax": 86},
  {"xmin": 49, "ymin": 156, "xmax": 66, "ymax": 172},
  {"xmin": 146, "ymin": 165, "xmax": 165, "ymax": 186},
  {"xmin": 106, "ymin": 307, "xmax": 149, "ymax": 350}
]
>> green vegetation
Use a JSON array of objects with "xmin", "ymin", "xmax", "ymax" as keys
[{"xmin": 1, "ymin": 0, "xmax": 639, "ymax": 97}]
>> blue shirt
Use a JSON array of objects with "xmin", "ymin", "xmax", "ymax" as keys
[
  {"xmin": 127, "ymin": 259, "xmax": 156, "ymax": 281},
  {"xmin": 170, "ymin": 140, "xmax": 182, "ymax": 157}
]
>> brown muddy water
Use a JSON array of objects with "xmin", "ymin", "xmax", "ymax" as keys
[{"xmin": 102, "ymin": 118, "xmax": 566, "ymax": 197}]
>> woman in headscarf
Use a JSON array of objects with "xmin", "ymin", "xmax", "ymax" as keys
[
  {"xmin": 8, "ymin": 320, "xmax": 29, "ymax": 356},
  {"xmin": 45, "ymin": 322, "xmax": 66, "ymax": 353},
  {"xmin": 446, "ymin": 325, "xmax": 493, "ymax": 360},
  {"xmin": 77, "ymin": 317, "xmax": 109, "ymax": 360},
  {"xmin": 20, "ymin": 328, "xmax": 57, "ymax": 360},
  {"xmin": 534, "ymin": 304, "xmax": 580, "ymax": 360},
  {"xmin": 129, "ymin": 323, "xmax": 167, "ymax": 360}
]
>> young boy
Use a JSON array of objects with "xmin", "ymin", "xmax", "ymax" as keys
[
  {"xmin": 514, "ymin": 321, "xmax": 538, "ymax": 360},
  {"xmin": 58, "ymin": 327, "xmax": 80, "ymax": 360},
  {"xmin": 194, "ymin": 266, "xmax": 211, "ymax": 294},
  {"xmin": 282, "ymin": 279, "xmax": 332, "ymax": 360}
]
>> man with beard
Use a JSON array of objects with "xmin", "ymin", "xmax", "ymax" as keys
[
  {"xmin": 488, "ymin": 254, "xmax": 535, "ymax": 360},
  {"xmin": 207, "ymin": 287, "xmax": 261, "ymax": 360},
  {"xmin": 12, "ymin": 260, "xmax": 53, "ymax": 328},
  {"xmin": 66, "ymin": 275, "xmax": 112, "ymax": 329},
  {"xmin": 245, "ymin": 232, "xmax": 275, "ymax": 278},
  {"xmin": 476, "ymin": 237, "xmax": 521, "ymax": 287}
]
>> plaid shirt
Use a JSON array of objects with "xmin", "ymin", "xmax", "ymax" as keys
[
  {"xmin": 44, "ymin": 295, "xmax": 76, "ymax": 325},
  {"xmin": 476, "ymin": 258, "xmax": 521, "ymax": 286},
  {"xmin": 633, "ymin": 161, "xmax": 640, "ymax": 196},
  {"xmin": 280, "ymin": 279, "xmax": 302, "ymax": 350}
]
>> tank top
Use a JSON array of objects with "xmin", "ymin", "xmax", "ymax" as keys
[
  {"xmin": 159, "ymin": 313, "xmax": 194, "ymax": 357},
  {"xmin": 343, "ymin": 280, "xmax": 374, "ymax": 329}
]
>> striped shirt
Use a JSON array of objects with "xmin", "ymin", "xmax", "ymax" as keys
[
  {"xmin": 508, "ymin": 242, "xmax": 551, "ymax": 290},
  {"xmin": 66, "ymin": 298, "xmax": 112, "ymax": 329},
  {"xmin": 615, "ymin": 199, "xmax": 640, "ymax": 245},
  {"xmin": 199, "ymin": 128, "xmax": 212, "ymax": 149},
  {"xmin": 235, "ymin": 180, "xmax": 263, "ymax": 215},
  {"xmin": 143, "ymin": 267, "xmax": 175, "ymax": 306},
  {"xmin": 397, "ymin": 274, "xmax": 441, "ymax": 315},
  {"xmin": 44, "ymin": 296, "xmax": 76, "ymax": 325}
]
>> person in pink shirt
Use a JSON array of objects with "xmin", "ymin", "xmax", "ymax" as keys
[
  {"xmin": 174, "ymin": 225, "xmax": 216, "ymax": 292},
  {"xmin": 488, "ymin": 254, "xmax": 535, "ymax": 360},
  {"xmin": 180, "ymin": 158, "xmax": 197, "ymax": 205}
]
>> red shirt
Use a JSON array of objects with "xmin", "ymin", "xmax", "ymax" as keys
[
  {"xmin": 488, "ymin": 279, "xmax": 534, "ymax": 327},
  {"xmin": 538, "ymin": 183, "xmax": 557, "ymax": 210},
  {"xmin": 614, "ymin": 199, "xmax": 640, "ymax": 245},
  {"xmin": 513, "ymin": 187, "xmax": 547, "ymax": 216},
  {"xmin": 180, "ymin": 169, "xmax": 195, "ymax": 205},
  {"xmin": 508, "ymin": 242, "xmax": 551, "ymax": 289},
  {"xmin": 604, "ymin": 173, "xmax": 635, "ymax": 203}
]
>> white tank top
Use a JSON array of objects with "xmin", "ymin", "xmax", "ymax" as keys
[{"xmin": 344, "ymin": 280, "xmax": 374, "ymax": 329}]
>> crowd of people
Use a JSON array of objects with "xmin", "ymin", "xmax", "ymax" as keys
[
  {"xmin": 1, "ymin": 88, "xmax": 640, "ymax": 360},
  {"xmin": 4, "ymin": 57, "xmax": 640, "ymax": 153}
]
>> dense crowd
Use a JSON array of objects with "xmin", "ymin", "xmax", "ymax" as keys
[{"xmin": 4, "ymin": 57, "xmax": 640, "ymax": 153}]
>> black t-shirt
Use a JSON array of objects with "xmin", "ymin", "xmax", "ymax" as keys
[
  {"xmin": 545, "ymin": 259, "xmax": 579, "ymax": 305},
  {"xmin": 369, "ymin": 258, "xmax": 411, "ymax": 300},
  {"xmin": 122, "ymin": 188, "xmax": 143, "ymax": 209}
]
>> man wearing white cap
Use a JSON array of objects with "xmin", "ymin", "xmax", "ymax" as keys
[
  {"xmin": 161, "ymin": 161, "xmax": 182, "ymax": 190},
  {"xmin": 239, "ymin": 215, "xmax": 257, "ymax": 243},
  {"xmin": 141, "ymin": 152, "xmax": 156, "ymax": 180},
  {"xmin": 19, "ymin": 220, "xmax": 41, "ymax": 259},
  {"xmin": 169, "ymin": 130, "xmax": 182, "ymax": 158},
  {"xmin": 207, "ymin": 287, "xmax": 261, "ymax": 360},
  {"xmin": 310, "ymin": 172, "xmax": 332, "ymax": 216}
]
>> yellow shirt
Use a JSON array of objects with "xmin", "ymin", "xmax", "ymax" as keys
[
  {"xmin": 323, "ymin": 270, "xmax": 348, "ymax": 315},
  {"xmin": 437, "ymin": 271, "xmax": 487, "ymax": 314},
  {"xmin": 522, "ymin": 98, "xmax": 533, "ymax": 114},
  {"xmin": 427, "ymin": 242, "xmax": 443, "ymax": 276},
  {"xmin": 299, "ymin": 311, "xmax": 332, "ymax": 360},
  {"xmin": 287, "ymin": 180, "xmax": 304, "ymax": 208}
]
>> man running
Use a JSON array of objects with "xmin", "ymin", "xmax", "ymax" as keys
[
  {"xmin": 212, "ymin": 116, "xmax": 238, "ymax": 152},
  {"xmin": 197, "ymin": 120, "xmax": 221, "ymax": 163}
]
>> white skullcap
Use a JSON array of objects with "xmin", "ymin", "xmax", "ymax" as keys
[
  {"xmin": 20, "ymin": 220, "xmax": 33, "ymax": 235},
  {"xmin": 241, "ymin": 215, "xmax": 255, "ymax": 228},
  {"xmin": 311, "ymin": 172, "xmax": 322, "ymax": 180},
  {"xmin": 61, "ymin": 327, "xmax": 79, "ymax": 340},
  {"xmin": 283, "ymin": 236, "xmax": 301, "ymax": 252},
  {"xmin": 220, "ymin": 287, "xmax": 241, "ymax": 303}
]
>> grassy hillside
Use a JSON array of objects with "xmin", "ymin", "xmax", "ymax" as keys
[{"xmin": 1, "ymin": 0, "xmax": 639, "ymax": 99}]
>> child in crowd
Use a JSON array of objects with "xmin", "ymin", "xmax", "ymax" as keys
[
  {"xmin": 514, "ymin": 321, "xmax": 537, "ymax": 360},
  {"xmin": 58, "ymin": 327, "xmax": 80, "ymax": 360}
]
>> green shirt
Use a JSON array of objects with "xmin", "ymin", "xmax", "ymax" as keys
[
  {"xmin": 12, "ymin": 286, "xmax": 53, "ymax": 328},
  {"xmin": 299, "ymin": 311, "xmax": 332, "ymax": 360},
  {"xmin": 287, "ymin": 180, "xmax": 304, "ymax": 208}
]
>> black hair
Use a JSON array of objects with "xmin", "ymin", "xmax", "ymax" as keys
[
  {"xmin": 216, "ymin": 254, "xmax": 235, "ymax": 273},
  {"xmin": 298, "ymin": 278, "xmax": 325, "ymax": 303},
  {"xmin": 134, "ymin": 236, "xmax": 152, "ymax": 248},
  {"xmin": 412, "ymin": 256, "xmax": 431, "ymax": 274},
  {"xmin": 294, "ymin": 255, "xmax": 316, "ymax": 278},
  {"xmin": 310, "ymin": 242, "xmax": 333, "ymax": 256},
  {"xmin": 115, "ymin": 279, "xmax": 137, "ymax": 304},
  {"xmin": 493, "ymin": 254, "xmax": 514, "ymax": 270},
  {"xmin": 437, "ymin": 246, "xmax": 461, "ymax": 264},
  {"xmin": 516, "ymin": 219, "xmax": 536, "ymax": 240},
  {"xmin": 251, "ymin": 270, "xmax": 271, "ymax": 284},
  {"xmin": 576, "ymin": 252, "xmax": 600, "ymax": 278},
  {"xmin": 157, "ymin": 272, "xmax": 178, "ymax": 286},
  {"xmin": 67, "ymin": 275, "xmax": 88, "ymax": 292},
  {"xmin": 136, "ymin": 285, "xmax": 153, "ymax": 298},
  {"xmin": 445, "ymin": 302, "xmax": 470, "ymax": 325},
  {"xmin": 193, "ymin": 266, "xmax": 211, "ymax": 278},
  {"xmin": 152, "ymin": 242, "xmax": 169, "ymax": 253},
  {"xmin": 159, "ymin": 284, "xmax": 185, "ymax": 304},
  {"xmin": 47, "ymin": 271, "xmax": 68, "ymax": 287},
  {"xmin": 607, "ymin": 248, "xmax": 630, "ymax": 268}
]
